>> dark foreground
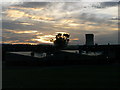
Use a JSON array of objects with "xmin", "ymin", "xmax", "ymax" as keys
[
  {"xmin": 2, "ymin": 52, "xmax": 120, "ymax": 89},
  {"xmin": 3, "ymin": 63, "xmax": 120, "ymax": 89}
]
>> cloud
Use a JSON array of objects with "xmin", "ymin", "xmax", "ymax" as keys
[
  {"xmin": 5, "ymin": 29, "xmax": 38, "ymax": 34},
  {"xmin": 32, "ymin": 35, "xmax": 55, "ymax": 44},
  {"xmin": 99, "ymin": 2, "xmax": 118, "ymax": 8},
  {"xmin": 6, "ymin": 10, "xmax": 26, "ymax": 20},
  {"xmin": 5, "ymin": 9, "xmax": 54, "ymax": 22},
  {"xmin": 1, "ymin": 0, "xmax": 23, "ymax": 7},
  {"xmin": 2, "ymin": 1, "xmax": 118, "ymax": 44},
  {"xmin": 2, "ymin": 29, "xmax": 40, "ymax": 44},
  {"xmin": 2, "ymin": 20, "xmax": 36, "ymax": 30},
  {"xmin": 17, "ymin": 2, "xmax": 48, "ymax": 8},
  {"xmin": 17, "ymin": 22, "xmax": 34, "ymax": 26}
]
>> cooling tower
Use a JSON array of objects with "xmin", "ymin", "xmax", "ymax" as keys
[{"xmin": 85, "ymin": 34, "xmax": 94, "ymax": 45}]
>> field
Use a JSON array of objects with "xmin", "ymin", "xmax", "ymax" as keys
[{"xmin": 2, "ymin": 64, "xmax": 120, "ymax": 89}]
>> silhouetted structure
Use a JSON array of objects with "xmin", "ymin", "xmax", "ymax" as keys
[
  {"xmin": 85, "ymin": 34, "xmax": 94, "ymax": 45},
  {"xmin": 31, "ymin": 51, "xmax": 34, "ymax": 57}
]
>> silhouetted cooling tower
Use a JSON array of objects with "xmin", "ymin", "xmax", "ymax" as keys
[{"xmin": 85, "ymin": 34, "xmax": 94, "ymax": 45}]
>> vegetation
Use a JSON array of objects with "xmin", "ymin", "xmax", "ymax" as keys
[{"xmin": 53, "ymin": 33, "xmax": 70, "ymax": 48}]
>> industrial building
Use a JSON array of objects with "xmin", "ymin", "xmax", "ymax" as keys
[{"xmin": 85, "ymin": 34, "xmax": 94, "ymax": 45}]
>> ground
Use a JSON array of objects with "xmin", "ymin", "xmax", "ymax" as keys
[{"xmin": 2, "ymin": 64, "xmax": 120, "ymax": 89}]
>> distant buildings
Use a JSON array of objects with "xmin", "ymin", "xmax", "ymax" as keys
[{"xmin": 85, "ymin": 34, "xmax": 94, "ymax": 45}]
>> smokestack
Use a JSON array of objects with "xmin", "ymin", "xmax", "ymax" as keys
[{"xmin": 85, "ymin": 34, "xmax": 94, "ymax": 45}]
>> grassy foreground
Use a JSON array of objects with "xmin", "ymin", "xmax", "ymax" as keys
[{"xmin": 2, "ymin": 64, "xmax": 120, "ymax": 89}]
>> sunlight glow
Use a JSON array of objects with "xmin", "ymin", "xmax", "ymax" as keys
[
  {"xmin": 6, "ymin": 30, "xmax": 38, "ymax": 34},
  {"xmin": 68, "ymin": 23, "xmax": 80, "ymax": 26},
  {"xmin": 32, "ymin": 35, "xmax": 55, "ymax": 44},
  {"xmin": 17, "ymin": 22, "xmax": 34, "ymax": 26},
  {"xmin": 6, "ymin": 10, "xmax": 25, "ymax": 20},
  {"xmin": 60, "ymin": 19, "xmax": 74, "ymax": 24},
  {"xmin": 70, "ymin": 38, "xmax": 79, "ymax": 40},
  {"xmin": 55, "ymin": 32, "xmax": 69, "ymax": 34},
  {"xmin": 6, "ymin": 9, "xmax": 54, "ymax": 21}
]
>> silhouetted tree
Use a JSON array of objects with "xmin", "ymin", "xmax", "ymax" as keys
[{"xmin": 54, "ymin": 33, "xmax": 70, "ymax": 48}]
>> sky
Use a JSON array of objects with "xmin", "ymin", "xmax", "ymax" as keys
[{"xmin": 1, "ymin": 0, "xmax": 119, "ymax": 45}]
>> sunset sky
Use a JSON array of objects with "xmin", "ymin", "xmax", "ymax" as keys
[{"xmin": 1, "ymin": 0, "xmax": 119, "ymax": 45}]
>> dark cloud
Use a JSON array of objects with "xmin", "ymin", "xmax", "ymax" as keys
[
  {"xmin": 63, "ymin": 2, "xmax": 118, "ymax": 10},
  {"xmin": 15, "ymin": 2, "xmax": 49, "ymax": 8},
  {"xmin": 2, "ymin": 30, "xmax": 37, "ymax": 43},
  {"xmin": 99, "ymin": 2, "xmax": 118, "ymax": 8},
  {"xmin": 2, "ymin": 20, "xmax": 55, "ymax": 33},
  {"xmin": 2, "ymin": 20, "xmax": 34, "ymax": 30}
]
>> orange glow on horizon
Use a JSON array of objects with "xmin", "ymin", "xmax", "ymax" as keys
[
  {"xmin": 31, "ymin": 35, "xmax": 55, "ymax": 44},
  {"xmin": 70, "ymin": 38, "xmax": 79, "ymax": 40}
]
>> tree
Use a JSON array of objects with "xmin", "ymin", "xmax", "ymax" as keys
[{"xmin": 54, "ymin": 33, "xmax": 70, "ymax": 48}]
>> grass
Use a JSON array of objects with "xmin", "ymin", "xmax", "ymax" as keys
[{"xmin": 2, "ymin": 64, "xmax": 120, "ymax": 88}]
